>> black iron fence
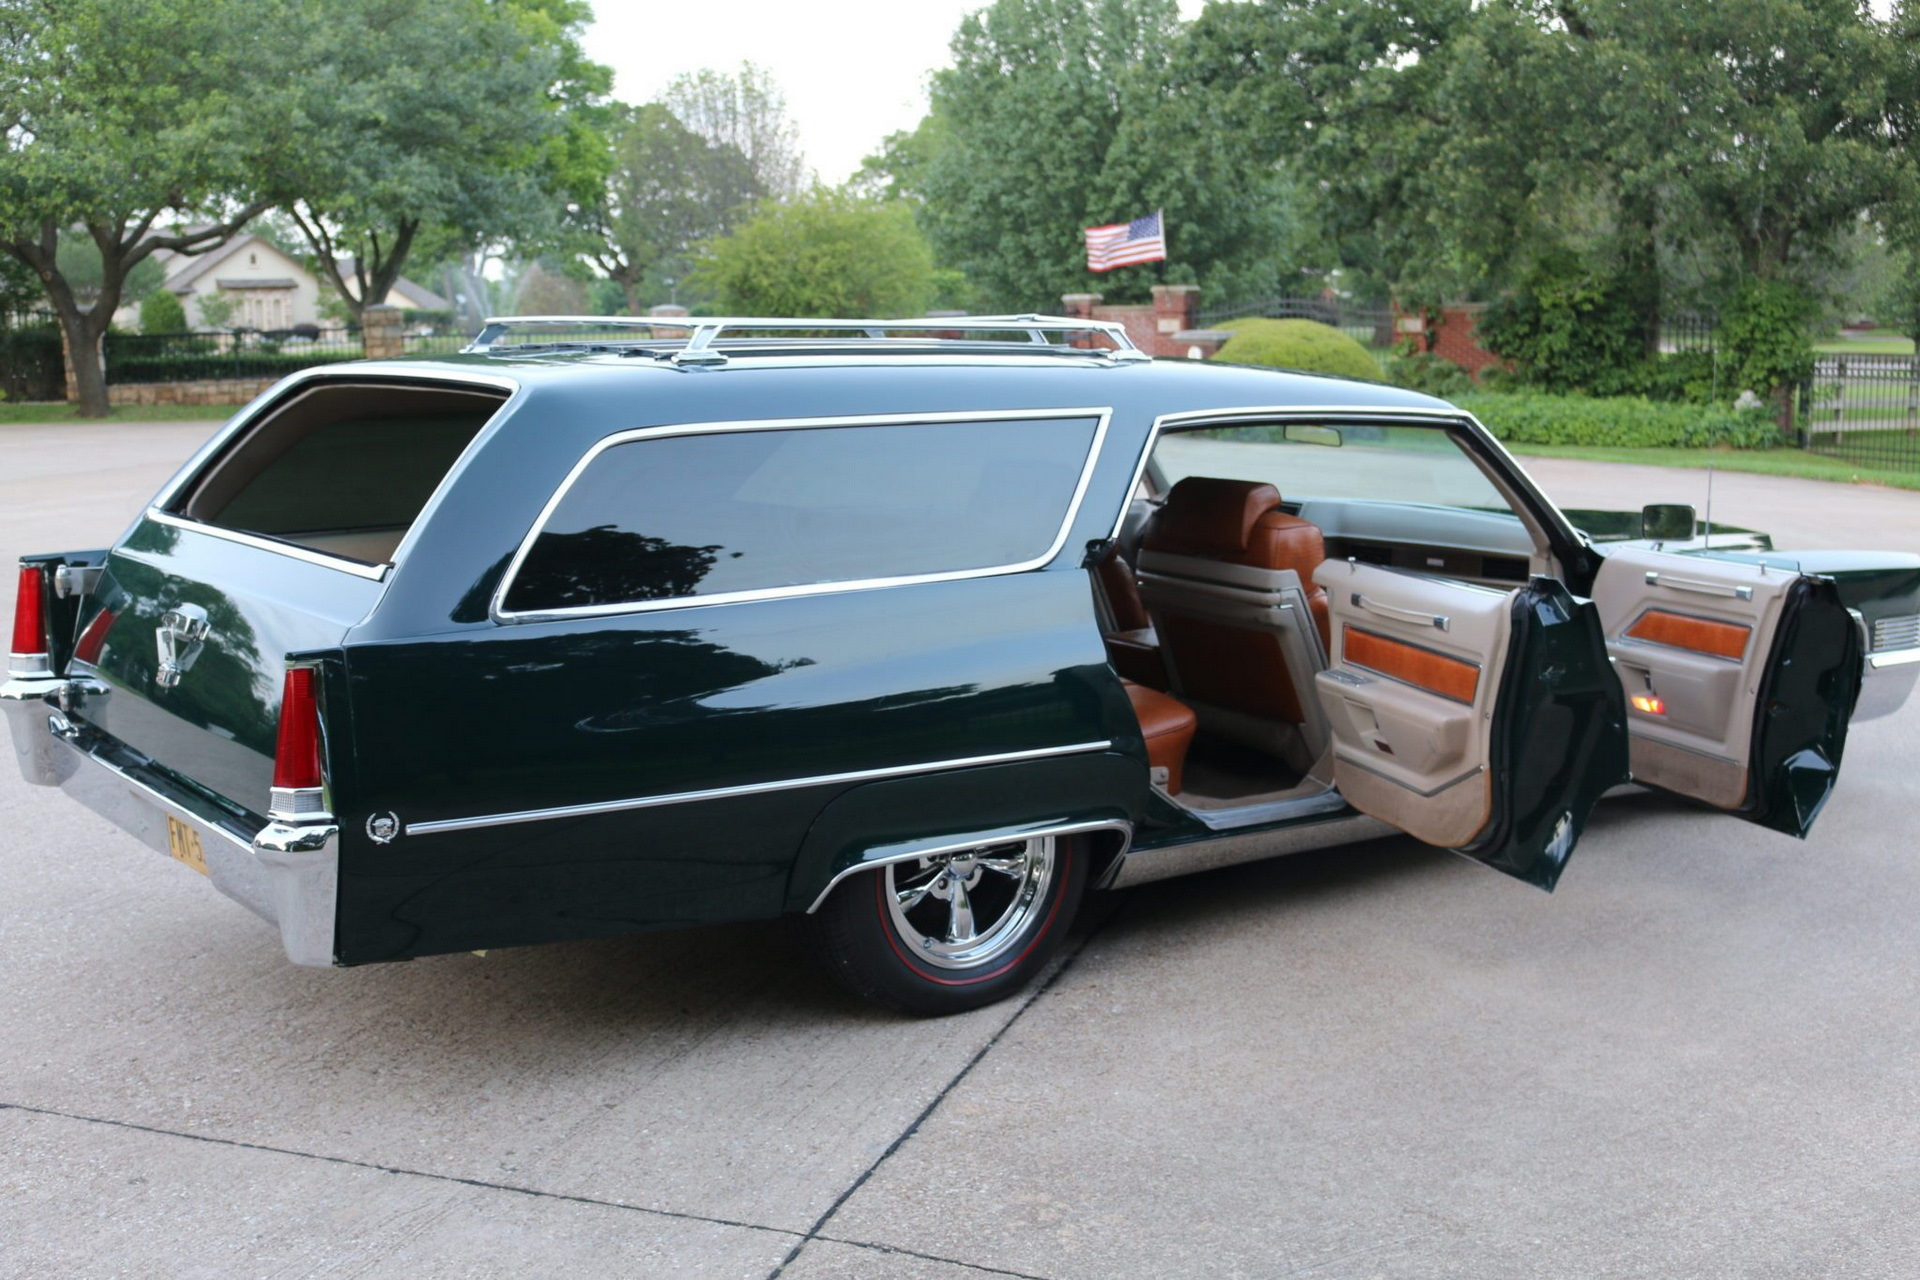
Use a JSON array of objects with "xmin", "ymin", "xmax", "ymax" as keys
[
  {"xmin": 1195, "ymin": 296, "xmax": 1397, "ymax": 350},
  {"xmin": 104, "ymin": 327, "xmax": 364, "ymax": 383},
  {"xmin": 1799, "ymin": 354, "xmax": 1920, "ymax": 470},
  {"xmin": 1659, "ymin": 312, "xmax": 1717, "ymax": 354},
  {"xmin": 0, "ymin": 322, "xmax": 65, "ymax": 401}
]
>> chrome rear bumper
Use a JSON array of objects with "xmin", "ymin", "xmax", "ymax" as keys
[
  {"xmin": 1857, "ymin": 647, "xmax": 1920, "ymax": 722},
  {"xmin": 2, "ymin": 676, "xmax": 337, "ymax": 966}
]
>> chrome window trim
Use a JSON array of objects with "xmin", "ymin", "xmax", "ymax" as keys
[
  {"xmin": 488, "ymin": 406, "xmax": 1114, "ymax": 624},
  {"xmin": 403, "ymin": 738, "xmax": 1117, "ymax": 837},
  {"xmin": 1868, "ymin": 646, "xmax": 1920, "ymax": 669},
  {"xmin": 806, "ymin": 817, "xmax": 1134, "ymax": 914},
  {"xmin": 142, "ymin": 367, "xmax": 524, "ymax": 584},
  {"xmin": 1108, "ymin": 404, "xmax": 1584, "ymax": 555},
  {"xmin": 142, "ymin": 511, "xmax": 393, "ymax": 581}
]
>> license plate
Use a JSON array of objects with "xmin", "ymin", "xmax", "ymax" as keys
[{"xmin": 165, "ymin": 816, "xmax": 208, "ymax": 876}]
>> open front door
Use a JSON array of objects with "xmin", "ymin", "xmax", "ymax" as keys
[
  {"xmin": 1592, "ymin": 549, "xmax": 1863, "ymax": 837},
  {"xmin": 1311, "ymin": 561, "xmax": 1629, "ymax": 890}
]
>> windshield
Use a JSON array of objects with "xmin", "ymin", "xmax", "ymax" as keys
[{"xmin": 1153, "ymin": 424, "xmax": 1515, "ymax": 515}]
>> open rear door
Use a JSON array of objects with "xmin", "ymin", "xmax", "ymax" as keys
[
  {"xmin": 1592, "ymin": 549, "xmax": 1862, "ymax": 837},
  {"xmin": 1311, "ymin": 561, "xmax": 1629, "ymax": 890}
]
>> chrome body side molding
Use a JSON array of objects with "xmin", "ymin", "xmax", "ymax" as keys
[
  {"xmin": 1106, "ymin": 812, "xmax": 1396, "ymax": 890},
  {"xmin": 405, "ymin": 740, "xmax": 1118, "ymax": 838}
]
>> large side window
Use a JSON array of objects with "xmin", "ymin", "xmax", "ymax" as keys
[{"xmin": 501, "ymin": 414, "xmax": 1102, "ymax": 614}]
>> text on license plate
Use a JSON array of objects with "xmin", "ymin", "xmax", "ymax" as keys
[{"xmin": 165, "ymin": 816, "xmax": 208, "ymax": 876}]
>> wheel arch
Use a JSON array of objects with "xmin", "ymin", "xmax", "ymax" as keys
[{"xmin": 784, "ymin": 751, "xmax": 1142, "ymax": 915}]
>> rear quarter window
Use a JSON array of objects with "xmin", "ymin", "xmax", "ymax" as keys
[
  {"xmin": 169, "ymin": 381, "xmax": 508, "ymax": 567},
  {"xmin": 501, "ymin": 413, "xmax": 1104, "ymax": 615}
]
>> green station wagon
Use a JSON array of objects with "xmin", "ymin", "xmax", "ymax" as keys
[{"xmin": 7, "ymin": 316, "xmax": 1917, "ymax": 1014}]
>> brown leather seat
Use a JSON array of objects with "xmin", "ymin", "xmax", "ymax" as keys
[
  {"xmin": 1123, "ymin": 680, "xmax": 1197, "ymax": 794},
  {"xmin": 1095, "ymin": 549, "xmax": 1170, "ymax": 688},
  {"xmin": 1143, "ymin": 477, "xmax": 1330, "ymax": 649}
]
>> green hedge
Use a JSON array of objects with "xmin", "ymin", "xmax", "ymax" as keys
[
  {"xmin": 1452, "ymin": 391, "xmax": 1781, "ymax": 450},
  {"xmin": 1216, "ymin": 318, "xmax": 1384, "ymax": 381}
]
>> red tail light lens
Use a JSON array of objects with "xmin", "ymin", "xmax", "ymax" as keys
[
  {"xmin": 272, "ymin": 668, "xmax": 324, "ymax": 790},
  {"xmin": 10, "ymin": 566, "xmax": 49, "ymax": 672}
]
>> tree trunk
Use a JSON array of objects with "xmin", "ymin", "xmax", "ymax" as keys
[
  {"xmin": 1617, "ymin": 194, "xmax": 1662, "ymax": 359},
  {"xmin": 52, "ymin": 300, "xmax": 110, "ymax": 418}
]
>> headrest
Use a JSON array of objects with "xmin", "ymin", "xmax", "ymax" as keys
[{"xmin": 1152, "ymin": 477, "xmax": 1284, "ymax": 555}]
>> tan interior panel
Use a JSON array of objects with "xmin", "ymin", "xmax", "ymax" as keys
[
  {"xmin": 1592, "ymin": 548, "xmax": 1797, "ymax": 808},
  {"xmin": 1312, "ymin": 560, "xmax": 1515, "ymax": 847}
]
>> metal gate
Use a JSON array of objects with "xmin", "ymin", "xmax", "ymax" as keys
[{"xmin": 1800, "ymin": 354, "xmax": 1920, "ymax": 471}]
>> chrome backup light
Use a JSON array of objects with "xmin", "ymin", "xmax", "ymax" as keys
[
  {"xmin": 9, "ymin": 565, "xmax": 51, "ymax": 677},
  {"xmin": 269, "ymin": 666, "xmax": 331, "ymax": 821}
]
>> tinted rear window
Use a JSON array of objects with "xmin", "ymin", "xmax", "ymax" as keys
[
  {"xmin": 174, "ymin": 383, "xmax": 505, "ymax": 566},
  {"xmin": 502, "ymin": 415, "xmax": 1100, "ymax": 613}
]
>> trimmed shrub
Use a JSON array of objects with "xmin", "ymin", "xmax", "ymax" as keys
[
  {"xmin": 139, "ymin": 288, "xmax": 188, "ymax": 334},
  {"xmin": 1215, "ymin": 318, "xmax": 1384, "ymax": 381},
  {"xmin": 1453, "ymin": 391, "xmax": 1781, "ymax": 450}
]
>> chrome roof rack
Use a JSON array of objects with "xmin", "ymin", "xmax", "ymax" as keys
[{"xmin": 463, "ymin": 314, "xmax": 1150, "ymax": 365}]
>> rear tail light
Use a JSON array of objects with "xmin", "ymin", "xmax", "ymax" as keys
[
  {"xmin": 269, "ymin": 667, "xmax": 329, "ymax": 819},
  {"xmin": 10, "ymin": 565, "xmax": 50, "ymax": 676}
]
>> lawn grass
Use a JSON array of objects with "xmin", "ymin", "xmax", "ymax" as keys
[
  {"xmin": 1510, "ymin": 442, "xmax": 1920, "ymax": 491},
  {"xmin": 0, "ymin": 401, "xmax": 245, "ymax": 424},
  {"xmin": 1814, "ymin": 332, "xmax": 1915, "ymax": 355}
]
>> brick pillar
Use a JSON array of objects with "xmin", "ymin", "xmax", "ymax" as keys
[
  {"xmin": 648, "ymin": 304, "xmax": 690, "ymax": 318},
  {"xmin": 1149, "ymin": 285, "xmax": 1201, "ymax": 357},
  {"xmin": 1060, "ymin": 293, "xmax": 1103, "ymax": 349},
  {"xmin": 361, "ymin": 305, "xmax": 405, "ymax": 360}
]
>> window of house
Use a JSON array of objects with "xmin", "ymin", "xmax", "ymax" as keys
[{"xmin": 501, "ymin": 414, "xmax": 1102, "ymax": 614}]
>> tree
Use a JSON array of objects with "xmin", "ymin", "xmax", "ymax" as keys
[
  {"xmin": 272, "ymin": 0, "xmax": 609, "ymax": 324},
  {"xmin": 0, "ymin": 0, "xmax": 282, "ymax": 414},
  {"xmin": 693, "ymin": 188, "xmax": 936, "ymax": 318},
  {"xmin": 904, "ymin": 0, "xmax": 1187, "ymax": 310},
  {"xmin": 139, "ymin": 289, "xmax": 188, "ymax": 335},
  {"xmin": 663, "ymin": 64, "xmax": 807, "ymax": 199},
  {"xmin": 576, "ymin": 103, "xmax": 759, "ymax": 314}
]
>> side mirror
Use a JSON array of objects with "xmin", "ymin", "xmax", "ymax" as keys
[{"xmin": 1641, "ymin": 503, "xmax": 1696, "ymax": 542}]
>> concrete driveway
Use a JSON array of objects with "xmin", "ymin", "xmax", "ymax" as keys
[{"xmin": 3, "ymin": 421, "xmax": 1918, "ymax": 1278}]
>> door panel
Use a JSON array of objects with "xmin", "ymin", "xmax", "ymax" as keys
[
  {"xmin": 1593, "ymin": 549, "xmax": 1861, "ymax": 835},
  {"xmin": 1313, "ymin": 560, "xmax": 1628, "ymax": 889}
]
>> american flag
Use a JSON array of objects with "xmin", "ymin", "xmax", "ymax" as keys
[{"xmin": 1084, "ymin": 210, "xmax": 1167, "ymax": 272}]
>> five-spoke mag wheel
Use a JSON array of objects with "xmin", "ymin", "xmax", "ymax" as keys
[{"xmin": 805, "ymin": 834, "xmax": 1086, "ymax": 1016}]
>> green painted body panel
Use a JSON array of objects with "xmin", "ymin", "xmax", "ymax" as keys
[
  {"xmin": 1470, "ymin": 578, "xmax": 1632, "ymax": 889},
  {"xmin": 72, "ymin": 519, "xmax": 377, "ymax": 816},
  {"xmin": 334, "ymin": 570, "xmax": 1144, "ymax": 962}
]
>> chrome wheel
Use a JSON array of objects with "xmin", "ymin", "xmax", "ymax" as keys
[{"xmin": 883, "ymin": 836, "xmax": 1056, "ymax": 970}]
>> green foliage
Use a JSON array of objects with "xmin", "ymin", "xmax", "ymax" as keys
[
  {"xmin": 193, "ymin": 293, "xmax": 238, "ymax": 330},
  {"xmin": 1477, "ymin": 254, "xmax": 1652, "ymax": 397},
  {"xmin": 1716, "ymin": 279, "xmax": 1819, "ymax": 397},
  {"xmin": 662, "ymin": 64, "xmax": 806, "ymax": 199},
  {"xmin": 577, "ymin": 102, "xmax": 760, "ymax": 313},
  {"xmin": 694, "ymin": 189, "xmax": 935, "ymax": 318},
  {"xmin": 139, "ymin": 289, "xmax": 188, "ymax": 335},
  {"xmin": 1214, "ymin": 319, "xmax": 1383, "ymax": 381},
  {"xmin": 1454, "ymin": 392, "xmax": 1781, "ymax": 450},
  {"xmin": 898, "ymin": 0, "xmax": 1294, "ymax": 310},
  {"xmin": 271, "ymin": 0, "xmax": 608, "ymax": 316},
  {"xmin": 1381, "ymin": 348, "xmax": 1474, "ymax": 399}
]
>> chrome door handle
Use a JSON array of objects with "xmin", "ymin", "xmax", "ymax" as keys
[
  {"xmin": 1643, "ymin": 571, "xmax": 1753, "ymax": 602},
  {"xmin": 1351, "ymin": 592, "xmax": 1449, "ymax": 632}
]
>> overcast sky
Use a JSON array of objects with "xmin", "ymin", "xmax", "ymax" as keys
[{"xmin": 582, "ymin": 0, "xmax": 1207, "ymax": 186}]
